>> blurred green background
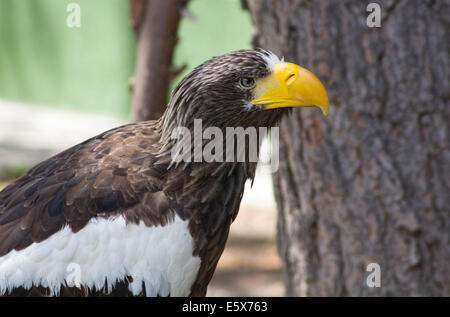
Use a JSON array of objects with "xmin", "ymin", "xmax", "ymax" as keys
[{"xmin": 0, "ymin": 0, "xmax": 253, "ymax": 118}]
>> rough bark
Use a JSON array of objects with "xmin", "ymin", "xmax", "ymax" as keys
[
  {"xmin": 129, "ymin": 0, "xmax": 188, "ymax": 122},
  {"xmin": 246, "ymin": 0, "xmax": 450, "ymax": 296}
]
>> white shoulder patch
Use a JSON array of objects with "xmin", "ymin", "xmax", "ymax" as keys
[{"xmin": 0, "ymin": 215, "xmax": 201, "ymax": 297}]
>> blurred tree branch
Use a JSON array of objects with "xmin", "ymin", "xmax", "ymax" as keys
[{"xmin": 129, "ymin": 0, "xmax": 188, "ymax": 122}]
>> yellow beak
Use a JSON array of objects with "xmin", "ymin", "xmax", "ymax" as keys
[{"xmin": 250, "ymin": 62, "xmax": 329, "ymax": 115}]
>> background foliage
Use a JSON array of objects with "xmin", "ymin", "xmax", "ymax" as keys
[{"xmin": 0, "ymin": 0, "xmax": 252, "ymax": 117}]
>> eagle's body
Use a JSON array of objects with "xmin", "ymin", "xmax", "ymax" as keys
[{"xmin": 0, "ymin": 49, "xmax": 328, "ymax": 296}]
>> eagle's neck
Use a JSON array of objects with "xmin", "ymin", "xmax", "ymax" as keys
[{"xmin": 164, "ymin": 158, "xmax": 254, "ymax": 297}]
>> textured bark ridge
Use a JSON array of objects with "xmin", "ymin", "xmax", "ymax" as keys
[{"xmin": 246, "ymin": 0, "xmax": 449, "ymax": 296}]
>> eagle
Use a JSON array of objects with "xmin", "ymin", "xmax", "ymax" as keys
[{"xmin": 0, "ymin": 49, "xmax": 328, "ymax": 297}]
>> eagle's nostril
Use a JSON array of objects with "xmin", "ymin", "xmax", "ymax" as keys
[{"xmin": 286, "ymin": 73, "xmax": 297, "ymax": 86}]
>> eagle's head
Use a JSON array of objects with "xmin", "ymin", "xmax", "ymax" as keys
[{"xmin": 162, "ymin": 49, "xmax": 329, "ymax": 133}]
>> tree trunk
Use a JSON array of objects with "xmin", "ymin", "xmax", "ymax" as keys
[
  {"xmin": 129, "ymin": 0, "xmax": 188, "ymax": 122},
  {"xmin": 246, "ymin": 0, "xmax": 449, "ymax": 296}
]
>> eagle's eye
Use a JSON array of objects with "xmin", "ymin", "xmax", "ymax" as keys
[{"xmin": 239, "ymin": 77, "xmax": 256, "ymax": 89}]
